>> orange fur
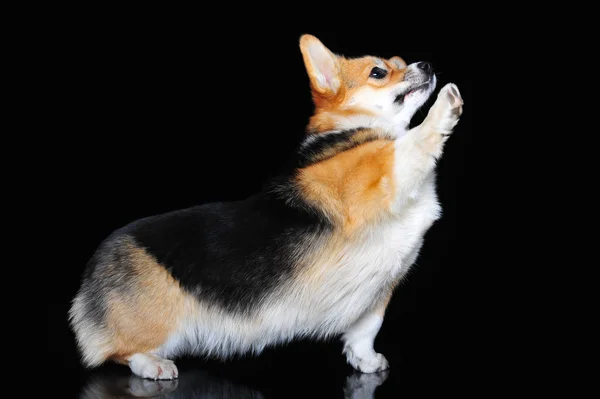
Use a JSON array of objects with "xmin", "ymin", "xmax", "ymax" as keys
[
  {"xmin": 300, "ymin": 34, "xmax": 407, "ymax": 134},
  {"xmin": 105, "ymin": 242, "xmax": 192, "ymax": 361},
  {"xmin": 297, "ymin": 136, "xmax": 396, "ymax": 234}
]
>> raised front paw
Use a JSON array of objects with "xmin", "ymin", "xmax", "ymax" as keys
[
  {"xmin": 442, "ymin": 83, "xmax": 463, "ymax": 116},
  {"xmin": 427, "ymin": 83, "xmax": 463, "ymax": 134}
]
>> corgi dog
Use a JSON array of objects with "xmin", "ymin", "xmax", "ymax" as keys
[{"xmin": 69, "ymin": 34, "xmax": 463, "ymax": 380}]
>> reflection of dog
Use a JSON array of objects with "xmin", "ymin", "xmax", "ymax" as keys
[
  {"xmin": 70, "ymin": 34, "xmax": 463, "ymax": 380},
  {"xmin": 79, "ymin": 369, "xmax": 388, "ymax": 399},
  {"xmin": 344, "ymin": 371, "xmax": 389, "ymax": 399},
  {"xmin": 80, "ymin": 370, "xmax": 264, "ymax": 398}
]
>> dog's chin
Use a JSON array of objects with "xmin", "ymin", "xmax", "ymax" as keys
[{"xmin": 390, "ymin": 77, "xmax": 437, "ymax": 130}]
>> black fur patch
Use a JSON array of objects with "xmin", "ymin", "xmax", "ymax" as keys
[
  {"xmin": 75, "ymin": 236, "xmax": 138, "ymax": 327},
  {"xmin": 295, "ymin": 128, "xmax": 393, "ymax": 168},
  {"xmin": 77, "ymin": 127, "xmax": 393, "ymax": 317},
  {"xmin": 118, "ymin": 191, "xmax": 331, "ymax": 314}
]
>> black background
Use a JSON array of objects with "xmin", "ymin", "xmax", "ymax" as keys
[{"xmin": 47, "ymin": 28, "xmax": 474, "ymax": 397}]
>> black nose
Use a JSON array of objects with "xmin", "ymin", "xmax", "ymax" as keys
[{"xmin": 418, "ymin": 62, "xmax": 433, "ymax": 74}]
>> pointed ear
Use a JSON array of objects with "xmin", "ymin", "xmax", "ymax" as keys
[
  {"xmin": 389, "ymin": 56, "xmax": 407, "ymax": 69},
  {"xmin": 299, "ymin": 34, "xmax": 341, "ymax": 95}
]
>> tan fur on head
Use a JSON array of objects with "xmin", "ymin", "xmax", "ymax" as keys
[{"xmin": 299, "ymin": 34, "xmax": 409, "ymax": 133}]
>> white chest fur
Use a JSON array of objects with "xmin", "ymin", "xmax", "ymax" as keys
[{"xmin": 285, "ymin": 173, "xmax": 441, "ymax": 335}]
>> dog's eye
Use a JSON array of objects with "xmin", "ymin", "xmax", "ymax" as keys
[{"xmin": 369, "ymin": 67, "xmax": 388, "ymax": 79}]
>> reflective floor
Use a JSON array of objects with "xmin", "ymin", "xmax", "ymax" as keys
[
  {"xmin": 52, "ymin": 303, "xmax": 464, "ymax": 398},
  {"xmin": 79, "ymin": 367, "xmax": 390, "ymax": 399}
]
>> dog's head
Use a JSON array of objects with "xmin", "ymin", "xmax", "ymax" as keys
[{"xmin": 299, "ymin": 34, "xmax": 436, "ymax": 134}]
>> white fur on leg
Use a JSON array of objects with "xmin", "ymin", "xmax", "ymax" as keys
[
  {"xmin": 390, "ymin": 83, "xmax": 463, "ymax": 211},
  {"xmin": 128, "ymin": 353, "xmax": 179, "ymax": 380},
  {"xmin": 343, "ymin": 312, "xmax": 389, "ymax": 373}
]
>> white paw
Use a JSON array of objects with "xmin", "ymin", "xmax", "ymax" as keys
[
  {"xmin": 128, "ymin": 353, "xmax": 179, "ymax": 380},
  {"xmin": 428, "ymin": 83, "xmax": 463, "ymax": 134},
  {"xmin": 443, "ymin": 83, "xmax": 463, "ymax": 109},
  {"xmin": 345, "ymin": 348, "xmax": 390, "ymax": 373},
  {"xmin": 126, "ymin": 376, "xmax": 179, "ymax": 396}
]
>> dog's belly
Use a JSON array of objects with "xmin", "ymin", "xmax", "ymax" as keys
[{"xmin": 157, "ymin": 179, "xmax": 441, "ymax": 359}]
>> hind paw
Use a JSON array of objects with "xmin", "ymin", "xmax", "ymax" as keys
[{"xmin": 128, "ymin": 353, "xmax": 179, "ymax": 380}]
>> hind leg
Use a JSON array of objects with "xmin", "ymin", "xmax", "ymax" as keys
[
  {"xmin": 76, "ymin": 238, "xmax": 191, "ymax": 379},
  {"xmin": 120, "ymin": 353, "xmax": 179, "ymax": 380}
]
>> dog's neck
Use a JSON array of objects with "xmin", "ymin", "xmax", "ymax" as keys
[{"xmin": 307, "ymin": 111, "xmax": 410, "ymax": 138}]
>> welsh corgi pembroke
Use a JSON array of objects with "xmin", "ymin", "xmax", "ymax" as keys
[{"xmin": 69, "ymin": 34, "xmax": 463, "ymax": 380}]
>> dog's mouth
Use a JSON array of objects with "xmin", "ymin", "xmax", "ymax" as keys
[{"xmin": 394, "ymin": 80, "xmax": 433, "ymax": 104}]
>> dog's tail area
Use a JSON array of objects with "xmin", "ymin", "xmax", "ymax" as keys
[{"xmin": 68, "ymin": 290, "xmax": 114, "ymax": 367}]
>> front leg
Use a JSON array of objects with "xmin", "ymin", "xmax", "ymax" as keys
[
  {"xmin": 392, "ymin": 83, "xmax": 463, "ymax": 208},
  {"xmin": 414, "ymin": 82, "xmax": 463, "ymax": 157},
  {"xmin": 342, "ymin": 296, "xmax": 392, "ymax": 373},
  {"xmin": 342, "ymin": 242, "xmax": 425, "ymax": 373}
]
